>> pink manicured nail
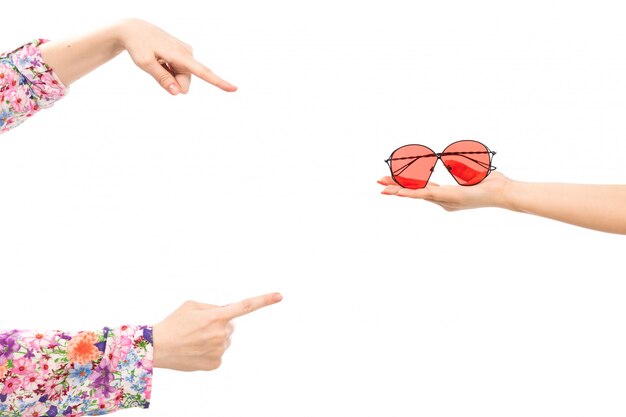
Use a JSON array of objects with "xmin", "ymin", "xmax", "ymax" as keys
[
  {"xmin": 273, "ymin": 293, "xmax": 283, "ymax": 302},
  {"xmin": 168, "ymin": 84, "xmax": 180, "ymax": 95}
]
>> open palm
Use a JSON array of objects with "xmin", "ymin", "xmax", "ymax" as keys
[{"xmin": 378, "ymin": 172, "xmax": 511, "ymax": 211}]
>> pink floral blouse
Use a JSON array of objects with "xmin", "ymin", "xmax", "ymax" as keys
[
  {"xmin": 0, "ymin": 41, "xmax": 153, "ymax": 416},
  {"xmin": 0, "ymin": 39, "xmax": 67, "ymax": 133}
]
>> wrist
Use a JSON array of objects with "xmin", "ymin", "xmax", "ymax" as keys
[
  {"xmin": 499, "ymin": 178, "xmax": 523, "ymax": 212},
  {"xmin": 151, "ymin": 322, "xmax": 167, "ymax": 369},
  {"xmin": 152, "ymin": 321, "xmax": 179, "ymax": 370},
  {"xmin": 110, "ymin": 18, "xmax": 142, "ymax": 53}
]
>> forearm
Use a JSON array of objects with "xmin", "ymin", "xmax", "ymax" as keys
[
  {"xmin": 38, "ymin": 21, "xmax": 128, "ymax": 87},
  {"xmin": 503, "ymin": 180, "xmax": 626, "ymax": 234}
]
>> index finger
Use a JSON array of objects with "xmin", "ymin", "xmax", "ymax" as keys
[
  {"xmin": 185, "ymin": 57, "xmax": 237, "ymax": 92},
  {"xmin": 219, "ymin": 293, "xmax": 283, "ymax": 319}
]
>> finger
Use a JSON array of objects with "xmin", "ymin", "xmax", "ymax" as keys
[
  {"xmin": 159, "ymin": 59, "xmax": 192, "ymax": 94},
  {"xmin": 379, "ymin": 178, "xmax": 440, "ymax": 193},
  {"xmin": 396, "ymin": 187, "xmax": 434, "ymax": 199},
  {"xmin": 219, "ymin": 293, "xmax": 283, "ymax": 319},
  {"xmin": 185, "ymin": 57, "xmax": 237, "ymax": 92},
  {"xmin": 175, "ymin": 73, "xmax": 191, "ymax": 94},
  {"xmin": 140, "ymin": 58, "xmax": 182, "ymax": 95},
  {"xmin": 377, "ymin": 176, "xmax": 397, "ymax": 186},
  {"xmin": 381, "ymin": 185, "xmax": 403, "ymax": 195},
  {"xmin": 225, "ymin": 322, "xmax": 235, "ymax": 337},
  {"xmin": 396, "ymin": 184, "xmax": 449, "ymax": 200},
  {"xmin": 163, "ymin": 62, "xmax": 192, "ymax": 94},
  {"xmin": 224, "ymin": 322, "xmax": 234, "ymax": 351}
]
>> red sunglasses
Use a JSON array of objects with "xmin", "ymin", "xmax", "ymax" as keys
[{"xmin": 384, "ymin": 140, "xmax": 496, "ymax": 189}]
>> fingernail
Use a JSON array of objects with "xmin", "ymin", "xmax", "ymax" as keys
[
  {"xmin": 168, "ymin": 84, "xmax": 179, "ymax": 95},
  {"xmin": 273, "ymin": 293, "xmax": 283, "ymax": 302},
  {"xmin": 381, "ymin": 191, "xmax": 390, "ymax": 195},
  {"xmin": 377, "ymin": 180, "xmax": 385, "ymax": 185},
  {"xmin": 222, "ymin": 82, "xmax": 237, "ymax": 92}
]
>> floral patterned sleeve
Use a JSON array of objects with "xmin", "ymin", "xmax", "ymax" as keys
[
  {"xmin": 0, "ymin": 39, "xmax": 67, "ymax": 135},
  {"xmin": 0, "ymin": 326, "xmax": 153, "ymax": 416}
]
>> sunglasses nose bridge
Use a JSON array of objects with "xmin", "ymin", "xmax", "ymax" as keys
[{"xmin": 435, "ymin": 153, "xmax": 444, "ymax": 169}]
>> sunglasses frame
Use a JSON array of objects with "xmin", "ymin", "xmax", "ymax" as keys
[{"xmin": 384, "ymin": 140, "xmax": 497, "ymax": 189}]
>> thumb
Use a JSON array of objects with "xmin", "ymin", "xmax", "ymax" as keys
[{"xmin": 141, "ymin": 59, "xmax": 182, "ymax": 95}]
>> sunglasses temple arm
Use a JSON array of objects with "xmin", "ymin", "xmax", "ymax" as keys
[
  {"xmin": 387, "ymin": 151, "xmax": 496, "ymax": 178},
  {"xmin": 451, "ymin": 153, "xmax": 493, "ymax": 170},
  {"xmin": 392, "ymin": 158, "xmax": 419, "ymax": 177},
  {"xmin": 389, "ymin": 155, "xmax": 434, "ymax": 177}
]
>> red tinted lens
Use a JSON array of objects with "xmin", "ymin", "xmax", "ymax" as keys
[
  {"xmin": 388, "ymin": 145, "xmax": 437, "ymax": 189},
  {"xmin": 441, "ymin": 140, "xmax": 491, "ymax": 185}
]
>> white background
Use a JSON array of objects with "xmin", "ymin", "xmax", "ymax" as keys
[{"xmin": 1, "ymin": 1, "xmax": 626, "ymax": 416}]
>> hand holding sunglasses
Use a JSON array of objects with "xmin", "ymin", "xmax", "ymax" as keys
[
  {"xmin": 384, "ymin": 140, "xmax": 496, "ymax": 189},
  {"xmin": 381, "ymin": 140, "xmax": 626, "ymax": 234}
]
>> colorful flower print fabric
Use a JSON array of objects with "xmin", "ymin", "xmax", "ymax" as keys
[
  {"xmin": 0, "ymin": 326, "xmax": 153, "ymax": 416},
  {"xmin": 1, "ymin": 39, "xmax": 67, "ymax": 135}
]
